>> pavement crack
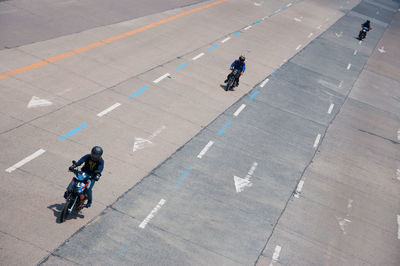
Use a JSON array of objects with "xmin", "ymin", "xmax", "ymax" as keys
[{"xmin": 358, "ymin": 129, "xmax": 399, "ymax": 145}]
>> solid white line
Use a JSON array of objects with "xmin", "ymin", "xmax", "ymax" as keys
[
  {"xmin": 197, "ymin": 141, "xmax": 214, "ymax": 159},
  {"xmin": 308, "ymin": 33, "xmax": 313, "ymax": 38},
  {"xmin": 153, "ymin": 73, "xmax": 170, "ymax": 83},
  {"xmin": 234, "ymin": 104, "xmax": 246, "ymax": 117},
  {"xmin": 397, "ymin": 215, "xmax": 400, "ymax": 239},
  {"xmin": 270, "ymin": 245, "xmax": 282, "ymax": 265},
  {"xmin": 347, "ymin": 63, "xmax": 352, "ymax": 70},
  {"xmin": 139, "ymin": 199, "xmax": 166, "ymax": 229},
  {"xmin": 296, "ymin": 44, "xmax": 302, "ymax": 50},
  {"xmin": 313, "ymin": 134, "xmax": 321, "ymax": 148},
  {"xmin": 97, "ymin": 102, "xmax": 121, "ymax": 117},
  {"xmin": 353, "ymin": 49, "xmax": 358, "ymax": 55},
  {"xmin": 221, "ymin": 37, "xmax": 231, "ymax": 43},
  {"xmin": 192, "ymin": 53, "xmax": 205, "ymax": 60},
  {"xmin": 244, "ymin": 25, "xmax": 252, "ymax": 30},
  {"xmin": 328, "ymin": 103, "xmax": 334, "ymax": 114},
  {"xmin": 260, "ymin": 78, "xmax": 270, "ymax": 87},
  {"xmin": 6, "ymin": 149, "xmax": 46, "ymax": 173},
  {"xmin": 294, "ymin": 180, "xmax": 305, "ymax": 198}
]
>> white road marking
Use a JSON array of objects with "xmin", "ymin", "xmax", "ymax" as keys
[
  {"xmin": 133, "ymin": 125, "xmax": 166, "ymax": 152},
  {"xmin": 397, "ymin": 129, "xmax": 400, "ymax": 140},
  {"xmin": 139, "ymin": 199, "xmax": 166, "ymax": 229},
  {"xmin": 97, "ymin": 102, "xmax": 121, "ymax": 117},
  {"xmin": 294, "ymin": 17, "xmax": 302, "ymax": 22},
  {"xmin": 270, "ymin": 245, "xmax": 282, "ymax": 266},
  {"xmin": 328, "ymin": 103, "xmax": 334, "ymax": 114},
  {"xmin": 27, "ymin": 96, "xmax": 53, "ymax": 108},
  {"xmin": 6, "ymin": 149, "xmax": 46, "ymax": 173},
  {"xmin": 359, "ymin": 40, "xmax": 362, "ymax": 45},
  {"xmin": 234, "ymin": 104, "xmax": 246, "ymax": 117},
  {"xmin": 296, "ymin": 44, "xmax": 302, "ymax": 50},
  {"xmin": 294, "ymin": 180, "xmax": 304, "ymax": 198},
  {"xmin": 260, "ymin": 78, "xmax": 269, "ymax": 87},
  {"xmin": 396, "ymin": 169, "xmax": 400, "ymax": 181},
  {"xmin": 244, "ymin": 25, "xmax": 252, "ymax": 30},
  {"xmin": 397, "ymin": 215, "xmax": 400, "ymax": 239},
  {"xmin": 234, "ymin": 162, "xmax": 257, "ymax": 193},
  {"xmin": 275, "ymin": 9, "xmax": 280, "ymax": 14},
  {"xmin": 192, "ymin": 53, "xmax": 205, "ymax": 60},
  {"xmin": 287, "ymin": 3, "xmax": 292, "ymax": 7},
  {"xmin": 378, "ymin": 46, "xmax": 386, "ymax": 53},
  {"xmin": 221, "ymin": 37, "xmax": 231, "ymax": 43},
  {"xmin": 197, "ymin": 141, "xmax": 214, "ymax": 159},
  {"xmin": 337, "ymin": 217, "xmax": 352, "ymax": 234},
  {"xmin": 335, "ymin": 31, "xmax": 343, "ymax": 38},
  {"xmin": 153, "ymin": 73, "xmax": 170, "ymax": 83},
  {"xmin": 317, "ymin": 24, "xmax": 322, "ymax": 29},
  {"xmin": 347, "ymin": 63, "xmax": 352, "ymax": 70},
  {"xmin": 313, "ymin": 133, "xmax": 321, "ymax": 148},
  {"xmin": 307, "ymin": 33, "xmax": 313, "ymax": 38},
  {"xmin": 338, "ymin": 80, "xmax": 343, "ymax": 88},
  {"xmin": 353, "ymin": 49, "xmax": 358, "ymax": 56}
]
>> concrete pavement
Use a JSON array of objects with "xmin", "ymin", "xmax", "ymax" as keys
[{"xmin": 1, "ymin": 0, "xmax": 399, "ymax": 265}]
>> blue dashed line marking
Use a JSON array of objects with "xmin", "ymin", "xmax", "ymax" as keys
[
  {"xmin": 218, "ymin": 121, "xmax": 232, "ymax": 135},
  {"xmin": 281, "ymin": 6, "xmax": 286, "ymax": 11},
  {"xmin": 233, "ymin": 31, "xmax": 241, "ymax": 36},
  {"xmin": 130, "ymin": 85, "xmax": 149, "ymax": 98},
  {"xmin": 249, "ymin": 90, "xmax": 259, "ymax": 101},
  {"xmin": 175, "ymin": 62, "xmax": 189, "ymax": 70},
  {"xmin": 208, "ymin": 44, "xmax": 220, "ymax": 51},
  {"xmin": 253, "ymin": 20, "xmax": 261, "ymax": 25},
  {"xmin": 174, "ymin": 167, "xmax": 193, "ymax": 187},
  {"xmin": 269, "ymin": 13, "xmax": 275, "ymax": 17},
  {"xmin": 59, "ymin": 123, "xmax": 88, "ymax": 140}
]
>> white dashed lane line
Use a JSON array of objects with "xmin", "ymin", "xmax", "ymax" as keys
[
  {"xmin": 139, "ymin": 199, "xmax": 166, "ymax": 229},
  {"xmin": 197, "ymin": 141, "xmax": 214, "ymax": 159},
  {"xmin": 294, "ymin": 180, "xmax": 304, "ymax": 198},
  {"xmin": 192, "ymin": 53, "xmax": 205, "ymax": 60},
  {"xmin": 260, "ymin": 78, "xmax": 269, "ymax": 87},
  {"xmin": 328, "ymin": 103, "xmax": 334, "ymax": 114},
  {"xmin": 308, "ymin": 33, "xmax": 313, "ymax": 38},
  {"xmin": 353, "ymin": 49, "xmax": 358, "ymax": 55},
  {"xmin": 296, "ymin": 44, "xmax": 302, "ymax": 50},
  {"xmin": 244, "ymin": 25, "xmax": 252, "ymax": 30},
  {"xmin": 313, "ymin": 133, "xmax": 321, "ymax": 148},
  {"xmin": 233, "ymin": 104, "xmax": 246, "ymax": 117},
  {"xmin": 5, "ymin": 149, "xmax": 46, "ymax": 173},
  {"xmin": 153, "ymin": 73, "xmax": 170, "ymax": 83},
  {"xmin": 97, "ymin": 102, "xmax": 121, "ymax": 117},
  {"xmin": 221, "ymin": 37, "xmax": 231, "ymax": 43},
  {"xmin": 270, "ymin": 245, "xmax": 282, "ymax": 266},
  {"xmin": 347, "ymin": 63, "xmax": 352, "ymax": 70}
]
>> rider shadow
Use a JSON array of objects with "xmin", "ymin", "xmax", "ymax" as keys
[{"xmin": 48, "ymin": 203, "xmax": 84, "ymax": 224}]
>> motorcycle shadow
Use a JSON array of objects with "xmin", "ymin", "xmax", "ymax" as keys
[
  {"xmin": 48, "ymin": 203, "xmax": 84, "ymax": 224},
  {"xmin": 220, "ymin": 84, "xmax": 234, "ymax": 91}
]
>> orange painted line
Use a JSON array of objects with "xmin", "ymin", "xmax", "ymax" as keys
[{"xmin": 0, "ymin": 0, "xmax": 228, "ymax": 81}]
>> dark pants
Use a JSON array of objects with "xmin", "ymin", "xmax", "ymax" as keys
[{"xmin": 86, "ymin": 179, "xmax": 95, "ymax": 204}]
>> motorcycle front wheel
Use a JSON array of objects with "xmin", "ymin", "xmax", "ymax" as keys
[{"xmin": 60, "ymin": 196, "xmax": 74, "ymax": 223}]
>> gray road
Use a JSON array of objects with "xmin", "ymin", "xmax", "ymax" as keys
[
  {"xmin": 39, "ymin": 0, "xmax": 399, "ymax": 265},
  {"xmin": 1, "ymin": 0, "xmax": 399, "ymax": 265},
  {"xmin": 0, "ymin": 0, "xmax": 207, "ymax": 49}
]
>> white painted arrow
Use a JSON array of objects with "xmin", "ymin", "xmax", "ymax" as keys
[
  {"xmin": 132, "ymin": 125, "xmax": 166, "ymax": 153},
  {"xmin": 27, "ymin": 96, "xmax": 53, "ymax": 108},
  {"xmin": 378, "ymin": 46, "xmax": 386, "ymax": 53},
  {"xmin": 335, "ymin": 31, "xmax": 343, "ymax": 38},
  {"xmin": 234, "ymin": 162, "xmax": 257, "ymax": 193}
]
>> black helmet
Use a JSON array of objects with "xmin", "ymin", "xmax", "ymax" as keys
[
  {"xmin": 91, "ymin": 146, "xmax": 103, "ymax": 161},
  {"xmin": 239, "ymin": 55, "xmax": 246, "ymax": 62}
]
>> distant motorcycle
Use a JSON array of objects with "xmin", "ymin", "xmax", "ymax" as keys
[
  {"xmin": 358, "ymin": 26, "xmax": 369, "ymax": 40},
  {"xmin": 60, "ymin": 161, "xmax": 91, "ymax": 223},
  {"xmin": 225, "ymin": 69, "xmax": 240, "ymax": 91}
]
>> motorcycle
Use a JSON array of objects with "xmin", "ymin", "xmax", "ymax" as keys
[
  {"xmin": 359, "ymin": 26, "xmax": 369, "ymax": 40},
  {"xmin": 60, "ymin": 161, "xmax": 91, "ymax": 223},
  {"xmin": 225, "ymin": 69, "xmax": 240, "ymax": 91}
]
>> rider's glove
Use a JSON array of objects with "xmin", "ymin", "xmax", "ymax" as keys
[
  {"xmin": 68, "ymin": 166, "xmax": 75, "ymax": 172},
  {"xmin": 94, "ymin": 171, "xmax": 101, "ymax": 181}
]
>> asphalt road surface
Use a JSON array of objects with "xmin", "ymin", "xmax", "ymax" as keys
[{"xmin": 0, "ymin": 0, "xmax": 399, "ymax": 265}]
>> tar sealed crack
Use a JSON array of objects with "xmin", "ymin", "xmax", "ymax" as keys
[{"xmin": 358, "ymin": 129, "xmax": 399, "ymax": 145}]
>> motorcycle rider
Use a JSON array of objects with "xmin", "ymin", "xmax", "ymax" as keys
[
  {"xmin": 360, "ymin": 20, "xmax": 371, "ymax": 39},
  {"xmin": 225, "ymin": 55, "xmax": 246, "ymax": 87},
  {"xmin": 64, "ymin": 146, "xmax": 104, "ymax": 208}
]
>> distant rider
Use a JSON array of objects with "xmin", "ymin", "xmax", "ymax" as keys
[
  {"xmin": 225, "ymin": 55, "xmax": 246, "ymax": 87},
  {"xmin": 64, "ymin": 146, "xmax": 104, "ymax": 208}
]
